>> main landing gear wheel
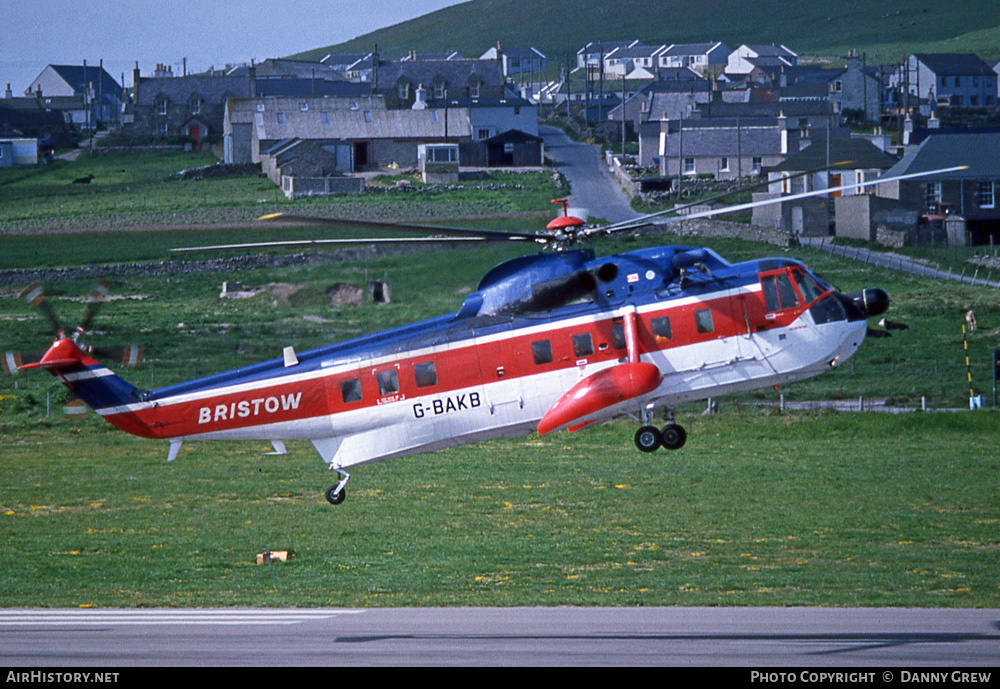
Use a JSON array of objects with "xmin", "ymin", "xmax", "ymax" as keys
[
  {"xmin": 325, "ymin": 468, "xmax": 351, "ymax": 505},
  {"xmin": 634, "ymin": 425, "xmax": 662, "ymax": 453},
  {"xmin": 325, "ymin": 484, "xmax": 346, "ymax": 505},
  {"xmin": 660, "ymin": 423, "xmax": 687, "ymax": 450}
]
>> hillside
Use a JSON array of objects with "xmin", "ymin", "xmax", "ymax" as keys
[{"xmin": 292, "ymin": 0, "xmax": 1000, "ymax": 66}]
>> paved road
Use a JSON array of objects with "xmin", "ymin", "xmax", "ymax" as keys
[
  {"xmin": 541, "ymin": 125, "xmax": 641, "ymax": 225},
  {"xmin": 2, "ymin": 607, "xmax": 998, "ymax": 666}
]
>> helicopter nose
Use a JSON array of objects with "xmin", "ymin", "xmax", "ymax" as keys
[{"xmin": 848, "ymin": 288, "xmax": 890, "ymax": 318}]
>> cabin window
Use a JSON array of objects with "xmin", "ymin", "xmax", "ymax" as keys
[
  {"xmin": 377, "ymin": 369, "xmax": 399, "ymax": 396},
  {"xmin": 650, "ymin": 316, "xmax": 672, "ymax": 339},
  {"xmin": 341, "ymin": 378, "xmax": 362, "ymax": 404},
  {"xmin": 611, "ymin": 324, "xmax": 627, "ymax": 350},
  {"xmin": 572, "ymin": 333, "xmax": 593, "ymax": 357},
  {"xmin": 695, "ymin": 309, "xmax": 714, "ymax": 334},
  {"xmin": 414, "ymin": 361, "xmax": 437, "ymax": 388},
  {"xmin": 532, "ymin": 339, "xmax": 553, "ymax": 365}
]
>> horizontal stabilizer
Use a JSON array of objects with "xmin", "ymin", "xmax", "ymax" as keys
[{"xmin": 538, "ymin": 362, "xmax": 662, "ymax": 435}]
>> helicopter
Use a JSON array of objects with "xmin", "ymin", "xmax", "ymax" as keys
[{"xmin": 15, "ymin": 165, "xmax": 962, "ymax": 504}]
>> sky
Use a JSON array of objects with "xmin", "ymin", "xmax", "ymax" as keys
[{"xmin": 1, "ymin": 0, "xmax": 468, "ymax": 94}]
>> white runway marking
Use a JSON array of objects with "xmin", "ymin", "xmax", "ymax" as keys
[{"xmin": 0, "ymin": 609, "xmax": 365, "ymax": 626}]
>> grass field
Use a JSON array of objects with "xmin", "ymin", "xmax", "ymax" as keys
[
  {"xmin": 1, "ymin": 149, "xmax": 998, "ymax": 609},
  {"xmin": 0, "ymin": 411, "xmax": 997, "ymax": 608}
]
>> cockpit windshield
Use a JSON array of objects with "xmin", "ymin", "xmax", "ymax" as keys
[{"xmin": 761, "ymin": 267, "xmax": 832, "ymax": 312}]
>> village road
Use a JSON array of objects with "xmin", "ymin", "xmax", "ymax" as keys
[{"xmin": 540, "ymin": 125, "xmax": 640, "ymax": 225}]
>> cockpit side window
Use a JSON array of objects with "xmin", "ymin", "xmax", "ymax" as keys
[{"xmin": 761, "ymin": 271, "xmax": 801, "ymax": 312}]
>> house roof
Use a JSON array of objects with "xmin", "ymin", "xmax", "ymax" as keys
[
  {"xmin": 659, "ymin": 118, "xmax": 785, "ymax": 157},
  {"xmin": 253, "ymin": 98, "xmax": 472, "ymax": 141},
  {"xmin": 661, "ymin": 42, "xmax": 728, "ymax": 57},
  {"xmin": 913, "ymin": 53, "xmax": 995, "ymax": 77},
  {"xmin": 883, "ymin": 132, "xmax": 1000, "ymax": 180},
  {"xmin": 137, "ymin": 75, "xmax": 253, "ymax": 105},
  {"xmin": 44, "ymin": 65, "xmax": 124, "ymax": 99},
  {"xmin": 770, "ymin": 137, "xmax": 898, "ymax": 172},
  {"xmin": 254, "ymin": 79, "xmax": 370, "ymax": 98},
  {"xmin": 375, "ymin": 59, "xmax": 505, "ymax": 90}
]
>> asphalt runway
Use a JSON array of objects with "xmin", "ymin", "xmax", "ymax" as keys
[{"xmin": 2, "ymin": 607, "xmax": 998, "ymax": 667}]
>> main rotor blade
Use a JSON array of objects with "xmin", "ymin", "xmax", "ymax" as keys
[
  {"xmin": 599, "ymin": 160, "xmax": 859, "ymax": 235},
  {"xmin": 258, "ymin": 213, "xmax": 550, "ymax": 243},
  {"xmin": 585, "ymin": 165, "xmax": 970, "ymax": 239},
  {"xmin": 169, "ymin": 235, "xmax": 520, "ymax": 255}
]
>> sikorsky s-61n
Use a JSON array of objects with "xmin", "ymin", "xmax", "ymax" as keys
[{"xmin": 17, "ymin": 166, "xmax": 959, "ymax": 504}]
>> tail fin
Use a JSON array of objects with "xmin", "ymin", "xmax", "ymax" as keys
[{"xmin": 22, "ymin": 337, "xmax": 158, "ymax": 438}]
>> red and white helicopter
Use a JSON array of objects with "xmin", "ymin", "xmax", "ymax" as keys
[{"xmin": 16, "ymin": 165, "xmax": 961, "ymax": 504}]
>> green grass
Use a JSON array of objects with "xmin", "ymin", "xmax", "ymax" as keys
[
  {"xmin": 0, "ymin": 149, "xmax": 564, "ymax": 236},
  {"xmin": 0, "ymin": 411, "xmax": 996, "ymax": 607},
  {"xmin": 297, "ymin": 0, "xmax": 1000, "ymax": 64}
]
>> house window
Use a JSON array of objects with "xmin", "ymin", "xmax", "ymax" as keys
[
  {"xmin": 470, "ymin": 81, "xmax": 481, "ymax": 98},
  {"xmin": 321, "ymin": 111, "xmax": 329, "ymax": 124},
  {"xmin": 190, "ymin": 97, "xmax": 201, "ymax": 115},
  {"xmin": 719, "ymin": 157, "xmax": 730, "ymax": 172},
  {"xmin": 398, "ymin": 82, "xmax": 410, "ymax": 100},
  {"xmin": 156, "ymin": 96, "xmax": 168, "ymax": 115},
  {"xmin": 976, "ymin": 181, "xmax": 995, "ymax": 209},
  {"xmin": 477, "ymin": 128, "xmax": 491, "ymax": 141},
  {"xmin": 504, "ymin": 142, "xmax": 515, "ymax": 155},
  {"xmin": 572, "ymin": 333, "xmax": 594, "ymax": 357},
  {"xmin": 833, "ymin": 80, "xmax": 843, "ymax": 93},
  {"xmin": 433, "ymin": 83, "xmax": 445, "ymax": 99},
  {"xmin": 531, "ymin": 339, "xmax": 553, "ymax": 365},
  {"xmin": 925, "ymin": 182, "xmax": 942, "ymax": 208},
  {"xmin": 377, "ymin": 369, "xmax": 399, "ymax": 396},
  {"xmin": 695, "ymin": 309, "xmax": 714, "ymax": 334},
  {"xmin": 413, "ymin": 361, "xmax": 437, "ymax": 388},
  {"xmin": 341, "ymin": 378, "xmax": 362, "ymax": 403},
  {"xmin": 276, "ymin": 112, "xmax": 286, "ymax": 125},
  {"xmin": 683, "ymin": 157, "xmax": 695, "ymax": 175},
  {"xmin": 752, "ymin": 156, "xmax": 763, "ymax": 172}
]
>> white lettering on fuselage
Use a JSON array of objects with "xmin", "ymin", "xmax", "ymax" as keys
[{"xmin": 197, "ymin": 392, "xmax": 302, "ymax": 424}]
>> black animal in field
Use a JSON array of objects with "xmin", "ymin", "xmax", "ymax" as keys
[{"xmin": 72, "ymin": 174, "xmax": 95, "ymax": 184}]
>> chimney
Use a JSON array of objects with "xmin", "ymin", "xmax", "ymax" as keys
[
  {"xmin": 3, "ymin": 83, "xmax": 11, "ymax": 99},
  {"xmin": 412, "ymin": 83, "xmax": 427, "ymax": 110}
]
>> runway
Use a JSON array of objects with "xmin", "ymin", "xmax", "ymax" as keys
[{"xmin": 2, "ymin": 607, "xmax": 998, "ymax": 666}]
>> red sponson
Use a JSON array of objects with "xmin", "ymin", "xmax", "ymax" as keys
[{"xmin": 537, "ymin": 361, "xmax": 662, "ymax": 435}]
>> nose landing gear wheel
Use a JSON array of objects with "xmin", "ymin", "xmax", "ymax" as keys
[
  {"xmin": 634, "ymin": 425, "xmax": 662, "ymax": 452},
  {"xmin": 660, "ymin": 423, "xmax": 687, "ymax": 450}
]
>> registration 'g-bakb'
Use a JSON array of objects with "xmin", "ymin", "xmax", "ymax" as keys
[{"xmin": 23, "ymin": 168, "xmax": 953, "ymax": 505}]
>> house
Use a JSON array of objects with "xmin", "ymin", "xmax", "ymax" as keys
[
  {"xmin": 875, "ymin": 132, "xmax": 1000, "ymax": 245},
  {"xmin": 372, "ymin": 57, "xmax": 509, "ymax": 108},
  {"xmin": 603, "ymin": 44, "xmax": 667, "ymax": 77},
  {"xmin": 725, "ymin": 45, "xmax": 797, "ymax": 79},
  {"xmin": 606, "ymin": 74, "xmax": 712, "ymax": 137},
  {"xmin": 755, "ymin": 135, "xmax": 899, "ymax": 237},
  {"xmin": 26, "ymin": 63, "xmax": 125, "ymax": 127},
  {"xmin": 225, "ymin": 94, "xmax": 471, "ymax": 172},
  {"xmin": 0, "ymin": 98, "xmax": 74, "ymax": 149},
  {"xmin": 576, "ymin": 41, "xmax": 641, "ymax": 71},
  {"xmin": 460, "ymin": 129, "xmax": 543, "ymax": 167},
  {"xmin": 129, "ymin": 64, "xmax": 254, "ymax": 139},
  {"xmin": 480, "ymin": 45, "xmax": 546, "ymax": 80},
  {"xmin": 0, "ymin": 138, "xmax": 38, "ymax": 167},
  {"xmin": 657, "ymin": 42, "xmax": 730, "ymax": 75},
  {"xmin": 642, "ymin": 115, "xmax": 801, "ymax": 180},
  {"xmin": 891, "ymin": 54, "xmax": 998, "ymax": 108}
]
